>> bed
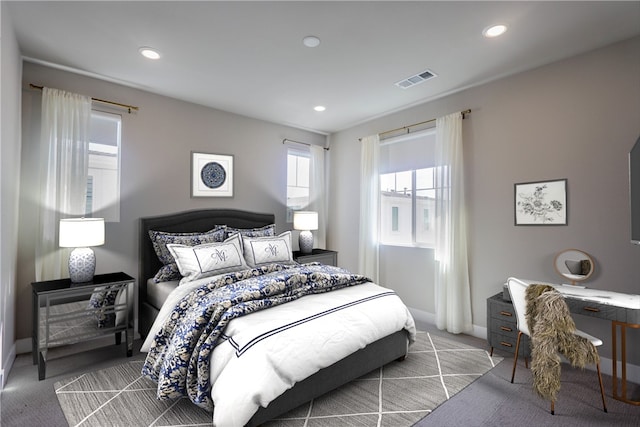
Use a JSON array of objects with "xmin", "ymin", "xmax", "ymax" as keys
[{"xmin": 138, "ymin": 208, "xmax": 415, "ymax": 426}]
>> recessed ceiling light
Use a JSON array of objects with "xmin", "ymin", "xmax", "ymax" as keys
[
  {"xmin": 483, "ymin": 24, "xmax": 507, "ymax": 38},
  {"xmin": 139, "ymin": 47, "xmax": 161, "ymax": 59},
  {"xmin": 303, "ymin": 36, "xmax": 321, "ymax": 48},
  {"xmin": 314, "ymin": 105, "xmax": 326, "ymax": 112}
]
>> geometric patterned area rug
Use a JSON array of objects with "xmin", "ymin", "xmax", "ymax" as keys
[{"xmin": 55, "ymin": 331, "xmax": 502, "ymax": 427}]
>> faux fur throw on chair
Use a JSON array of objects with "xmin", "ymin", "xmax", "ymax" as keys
[{"xmin": 525, "ymin": 284, "xmax": 599, "ymax": 402}]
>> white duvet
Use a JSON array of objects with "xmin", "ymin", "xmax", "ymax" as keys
[{"xmin": 142, "ymin": 276, "xmax": 416, "ymax": 427}]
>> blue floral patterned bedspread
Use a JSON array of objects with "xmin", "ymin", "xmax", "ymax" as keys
[{"xmin": 141, "ymin": 262, "xmax": 370, "ymax": 410}]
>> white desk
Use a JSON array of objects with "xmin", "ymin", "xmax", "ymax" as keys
[
  {"xmin": 508, "ymin": 280, "xmax": 640, "ymax": 405},
  {"xmin": 555, "ymin": 285, "xmax": 640, "ymax": 311},
  {"xmin": 552, "ymin": 284, "xmax": 640, "ymax": 405}
]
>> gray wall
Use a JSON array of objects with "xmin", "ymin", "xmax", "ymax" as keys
[
  {"xmin": 328, "ymin": 37, "xmax": 640, "ymax": 365},
  {"xmin": 16, "ymin": 61, "xmax": 326, "ymax": 341},
  {"xmin": 8, "ymin": 32, "xmax": 640, "ymax": 375},
  {"xmin": 0, "ymin": 2, "xmax": 23, "ymax": 385}
]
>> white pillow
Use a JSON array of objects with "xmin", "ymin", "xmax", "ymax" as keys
[
  {"xmin": 167, "ymin": 233, "xmax": 248, "ymax": 284},
  {"xmin": 242, "ymin": 231, "xmax": 294, "ymax": 267}
]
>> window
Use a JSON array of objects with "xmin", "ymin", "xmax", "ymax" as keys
[
  {"xmin": 87, "ymin": 111, "xmax": 121, "ymax": 222},
  {"xmin": 391, "ymin": 206, "xmax": 399, "ymax": 232},
  {"xmin": 379, "ymin": 129, "xmax": 438, "ymax": 247},
  {"xmin": 415, "ymin": 167, "xmax": 437, "ymax": 246},
  {"xmin": 286, "ymin": 149, "xmax": 310, "ymax": 222}
]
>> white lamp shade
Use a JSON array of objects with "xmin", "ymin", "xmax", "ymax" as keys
[
  {"xmin": 59, "ymin": 218, "xmax": 105, "ymax": 248},
  {"xmin": 293, "ymin": 211, "xmax": 318, "ymax": 231}
]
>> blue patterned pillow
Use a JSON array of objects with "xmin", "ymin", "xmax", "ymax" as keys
[
  {"xmin": 149, "ymin": 227, "xmax": 226, "ymax": 282},
  {"xmin": 225, "ymin": 224, "xmax": 276, "ymax": 239},
  {"xmin": 88, "ymin": 286, "xmax": 119, "ymax": 328},
  {"xmin": 152, "ymin": 263, "xmax": 182, "ymax": 283}
]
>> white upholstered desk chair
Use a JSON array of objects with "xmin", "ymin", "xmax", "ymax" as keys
[{"xmin": 506, "ymin": 277, "xmax": 607, "ymax": 415}]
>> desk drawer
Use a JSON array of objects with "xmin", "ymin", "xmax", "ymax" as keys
[
  {"xmin": 488, "ymin": 330, "xmax": 530, "ymax": 356},
  {"xmin": 491, "ymin": 306, "xmax": 517, "ymax": 322},
  {"xmin": 487, "ymin": 292, "xmax": 530, "ymax": 356},
  {"xmin": 564, "ymin": 298, "xmax": 626, "ymax": 322},
  {"xmin": 488, "ymin": 295, "xmax": 518, "ymax": 321},
  {"xmin": 490, "ymin": 317, "xmax": 517, "ymax": 336}
]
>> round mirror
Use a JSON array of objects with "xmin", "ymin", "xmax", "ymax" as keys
[{"xmin": 554, "ymin": 249, "xmax": 594, "ymax": 285}]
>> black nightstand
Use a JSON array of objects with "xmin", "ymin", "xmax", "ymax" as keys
[
  {"xmin": 32, "ymin": 272, "xmax": 135, "ymax": 380},
  {"xmin": 293, "ymin": 249, "xmax": 338, "ymax": 266}
]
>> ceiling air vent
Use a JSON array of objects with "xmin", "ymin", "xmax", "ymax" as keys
[{"xmin": 395, "ymin": 69, "xmax": 437, "ymax": 89}]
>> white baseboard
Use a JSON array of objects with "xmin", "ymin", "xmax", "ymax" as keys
[
  {"xmin": 408, "ymin": 307, "xmax": 488, "ymax": 340},
  {"xmin": 15, "ymin": 337, "xmax": 31, "ymax": 355},
  {"xmin": 597, "ymin": 356, "xmax": 640, "ymax": 384},
  {"xmin": 559, "ymin": 355, "xmax": 640, "ymax": 384},
  {"xmin": 470, "ymin": 324, "xmax": 487, "ymax": 340},
  {"xmin": 407, "ymin": 307, "xmax": 435, "ymax": 326},
  {"xmin": 1, "ymin": 342, "xmax": 16, "ymax": 389}
]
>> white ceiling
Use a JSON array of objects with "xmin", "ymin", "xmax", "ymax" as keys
[{"xmin": 7, "ymin": 1, "xmax": 640, "ymax": 135}]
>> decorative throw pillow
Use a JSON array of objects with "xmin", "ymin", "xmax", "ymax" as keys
[
  {"xmin": 225, "ymin": 224, "xmax": 276, "ymax": 239},
  {"xmin": 167, "ymin": 233, "xmax": 248, "ymax": 284},
  {"xmin": 153, "ymin": 263, "xmax": 182, "ymax": 283},
  {"xmin": 149, "ymin": 227, "xmax": 226, "ymax": 282},
  {"xmin": 88, "ymin": 286, "xmax": 119, "ymax": 328},
  {"xmin": 242, "ymin": 231, "xmax": 294, "ymax": 267}
]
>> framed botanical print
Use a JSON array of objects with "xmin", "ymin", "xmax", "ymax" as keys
[
  {"xmin": 514, "ymin": 178, "xmax": 567, "ymax": 225},
  {"xmin": 191, "ymin": 152, "xmax": 234, "ymax": 197}
]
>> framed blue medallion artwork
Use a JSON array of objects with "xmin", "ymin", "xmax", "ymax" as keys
[{"xmin": 191, "ymin": 152, "xmax": 234, "ymax": 197}]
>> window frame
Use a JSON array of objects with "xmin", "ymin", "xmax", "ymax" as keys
[
  {"xmin": 286, "ymin": 147, "xmax": 311, "ymax": 222},
  {"xmin": 378, "ymin": 128, "xmax": 439, "ymax": 249},
  {"xmin": 86, "ymin": 110, "xmax": 122, "ymax": 222}
]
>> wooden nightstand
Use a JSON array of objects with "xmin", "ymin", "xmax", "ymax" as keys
[
  {"xmin": 32, "ymin": 272, "xmax": 135, "ymax": 380},
  {"xmin": 293, "ymin": 249, "xmax": 338, "ymax": 266}
]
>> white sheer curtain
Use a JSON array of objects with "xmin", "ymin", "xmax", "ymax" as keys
[
  {"xmin": 309, "ymin": 144, "xmax": 326, "ymax": 249},
  {"xmin": 358, "ymin": 134, "xmax": 380, "ymax": 281},
  {"xmin": 36, "ymin": 87, "xmax": 92, "ymax": 281},
  {"xmin": 434, "ymin": 112, "xmax": 473, "ymax": 334}
]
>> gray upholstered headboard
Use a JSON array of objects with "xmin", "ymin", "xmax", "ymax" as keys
[{"xmin": 138, "ymin": 208, "xmax": 275, "ymax": 319}]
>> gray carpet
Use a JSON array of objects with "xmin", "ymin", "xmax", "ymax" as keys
[
  {"xmin": 415, "ymin": 350, "xmax": 640, "ymax": 427},
  {"xmin": 54, "ymin": 331, "xmax": 502, "ymax": 426}
]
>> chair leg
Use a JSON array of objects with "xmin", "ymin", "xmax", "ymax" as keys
[
  {"xmin": 490, "ymin": 346, "xmax": 494, "ymax": 357},
  {"xmin": 511, "ymin": 331, "xmax": 522, "ymax": 383},
  {"xmin": 596, "ymin": 361, "xmax": 608, "ymax": 413},
  {"xmin": 546, "ymin": 360, "xmax": 607, "ymax": 416}
]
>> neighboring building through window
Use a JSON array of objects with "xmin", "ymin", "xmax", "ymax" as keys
[
  {"xmin": 286, "ymin": 148, "xmax": 310, "ymax": 222},
  {"xmin": 379, "ymin": 129, "xmax": 438, "ymax": 248},
  {"xmin": 391, "ymin": 206, "xmax": 399, "ymax": 232},
  {"xmin": 87, "ymin": 111, "xmax": 121, "ymax": 222}
]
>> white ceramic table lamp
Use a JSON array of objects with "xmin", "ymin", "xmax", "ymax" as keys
[
  {"xmin": 293, "ymin": 211, "xmax": 318, "ymax": 254},
  {"xmin": 59, "ymin": 218, "xmax": 105, "ymax": 283}
]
